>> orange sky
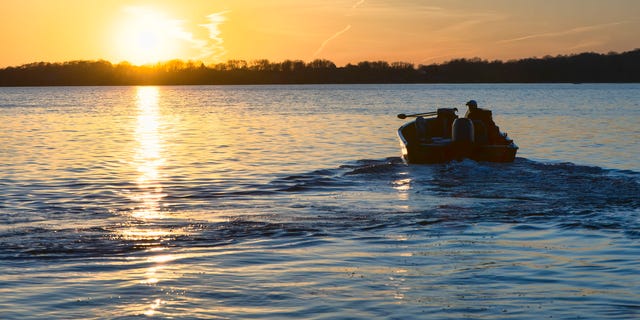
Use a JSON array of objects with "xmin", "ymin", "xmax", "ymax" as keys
[{"xmin": 1, "ymin": 0, "xmax": 638, "ymax": 67}]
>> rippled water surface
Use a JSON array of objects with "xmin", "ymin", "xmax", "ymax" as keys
[{"xmin": 1, "ymin": 84, "xmax": 639, "ymax": 319}]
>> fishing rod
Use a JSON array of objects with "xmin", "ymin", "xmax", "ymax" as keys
[{"xmin": 396, "ymin": 111, "xmax": 438, "ymax": 119}]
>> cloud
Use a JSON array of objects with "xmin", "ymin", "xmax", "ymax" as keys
[
  {"xmin": 198, "ymin": 11, "xmax": 230, "ymax": 61},
  {"xmin": 313, "ymin": 25, "xmax": 352, "ymax": 58}
]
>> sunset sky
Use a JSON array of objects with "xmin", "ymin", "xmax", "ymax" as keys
[{"xmin": 1, "ymin": 0, "xmax": 638, "ymax": 67}]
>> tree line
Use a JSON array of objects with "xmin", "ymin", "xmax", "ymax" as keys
[{"xmin": 1, "ymin": 49, "xmax": 638, "ymax": 86}]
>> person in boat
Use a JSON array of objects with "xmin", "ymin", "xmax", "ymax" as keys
[{"xmin": 465, "ymin": 100, "xmax": 500, "ymax": 144}]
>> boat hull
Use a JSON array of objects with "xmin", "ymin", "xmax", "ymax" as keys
[{"xmin": 398, "ymin": 120, "xmax": 518, "ymax": 164}]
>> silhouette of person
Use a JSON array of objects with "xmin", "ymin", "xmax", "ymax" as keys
[
  {"xmin": 465, "ymin": 100, "xmax": 480, "ymax": 118},
  {"xmin": 464, "ymin": 100, "xmax": 500, "ymax": 144}
]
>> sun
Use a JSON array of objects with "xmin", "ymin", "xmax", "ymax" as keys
[
  {"xmin": 109, "ymin": 6, "xmax": 229, "ymax": 66},
  {"xmin": 113, "ymin": 7, "xmax": 184, "ymax": 65}
]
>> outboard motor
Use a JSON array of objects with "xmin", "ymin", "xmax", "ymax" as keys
[
  {"xmin": 451, "ymin": 118, "xmax": 474, "ymax": 158},
  {"xmin": 452, "ymin": 118, "xmax": 474, "ymax": 143}
]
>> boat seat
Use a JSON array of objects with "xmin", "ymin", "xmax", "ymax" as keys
[
  {"xmin": 415, "ymin": 117, "xmax": 444, "ymax": 142},
  {"xmin": 437, "ymin": 108, "xmax": 458, "ymax": 138},
  {"xmin": 415, "ymin": 116, "xmax": 429, "ymax": 142}
]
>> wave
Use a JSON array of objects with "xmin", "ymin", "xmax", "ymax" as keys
[
  {"xmin": 0, "ymin": 220, "xmax": 325, "ymax": 260},
  {"xmin": 1, "ymin": 157, "xmax": 638, "ymax": 259}
]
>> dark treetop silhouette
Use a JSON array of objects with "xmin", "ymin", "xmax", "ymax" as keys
[{"xmin": 1, "ymin": 49, "xmax": 638, "ymax": 86}]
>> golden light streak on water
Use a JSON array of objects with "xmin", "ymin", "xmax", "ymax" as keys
[
  {"xmin": 113, "ymin": 87, "xmax": 178, "ymax": 317},
  {"xmin": 392, "ymin": 174, "xmax": 412, "ymax": 201},
  {"xmin": 133, "ymin": 86, "xmax": 166, "ymax": 220},
  {"xmin": 143, "ymin": 298, "xmax": 164, "ymax": 317}
]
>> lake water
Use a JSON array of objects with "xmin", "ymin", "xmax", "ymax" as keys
[{"xmin": 1, "ymin": 84, "xmax": 639, "ymax": 319}]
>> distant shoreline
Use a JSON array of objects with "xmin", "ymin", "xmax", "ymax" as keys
[
  {"xmin": 1, "ymin": 49, "xmax": 638, "ymax": 86},
  {"xmin": 1, "ymin": 83, "xmax": 639, "ymax": 89}
]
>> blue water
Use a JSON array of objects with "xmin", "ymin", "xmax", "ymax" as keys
[{"xmin": 1, "ymin": 84, "xmax": 639, "ymax": 319}]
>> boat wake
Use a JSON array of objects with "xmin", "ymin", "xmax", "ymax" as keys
[
  {"xmin": 267, "ymin": 157, "xmax": 640, "ymax": 237},
  {"xmin": 1, "ymin": 157, "xmax": 639, "ymax": 259}
]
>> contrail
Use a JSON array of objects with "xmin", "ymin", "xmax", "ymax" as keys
[
  {"xmin": 497, "ymin": 21, "xmax": 627, "ymax": 44},
  {"xmin": 347, "ymin": 0, "xmax": 365, "ymax": 16},
  {"xmin": 313, "ymin": 25, "xmax": 352, "ymax": 58},
  {"xmin": 312, "ymin": 0, "xmax": 362, "ymax": 58}
]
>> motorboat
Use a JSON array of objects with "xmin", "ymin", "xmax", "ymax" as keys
[{"xmin": 397, "ymin": 108, "xmax": 518, "ymax": 164}]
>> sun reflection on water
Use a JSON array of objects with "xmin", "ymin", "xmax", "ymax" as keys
[
  {"xmin": 133, "ymin": 86, "xmax": 166, "ymax": 220},
  {"xmin": 143, "ymin": 298, "xmax": 165, "ymax": 317},
  {"xmin": 392, "ymin": 173, "xmax": 412, "ymax": 201},
  {"xmin": 116, "ymin": 87, "xmax": 177, "ymax": 317}
]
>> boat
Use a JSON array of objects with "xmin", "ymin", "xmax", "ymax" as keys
[{"xmin": 397, "ymin": 108, "xmax": 518, "ymax": 164}]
